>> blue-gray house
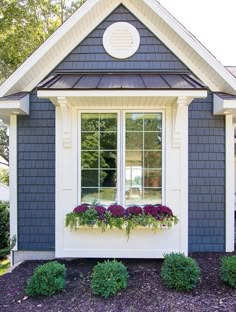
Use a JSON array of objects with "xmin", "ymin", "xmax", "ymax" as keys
[{"xmin": 0, "ymin": 0, "xmax": 236, "ymax": 264}]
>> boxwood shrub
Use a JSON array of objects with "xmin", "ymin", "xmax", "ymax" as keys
[
  {"xmin": 26, "ymin": 261, "xmax": 66, "ymax": 297},
  {"xmin": 220, "ymin": 255, "xmax": 236, "ymax": 288},
  {"xmin": 161, "ymin": 253, "xmax": 200, "ymax": 291},
  {"xmin": 91, "ymin": 260, "xmax": 129, "ymax": 298}
]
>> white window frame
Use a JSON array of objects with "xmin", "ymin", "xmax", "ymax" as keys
[{"xmin": 77, "ymin": 109, "xmax": 165, "ymax": 206}]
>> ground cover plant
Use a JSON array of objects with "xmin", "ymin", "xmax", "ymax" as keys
[
  {"xmin": 0, "ymin": 253, "xmax": 236, "ymax": 312},
  {"xmin": 26, "ymin": 261, "xmax": 66, "ymax": 297},
  {"xmin": 160, "ymin": 253, "xmax": 201, "ymax": 291}
]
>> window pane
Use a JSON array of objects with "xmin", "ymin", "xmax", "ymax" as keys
[
  {"xmin": 81, "ymin": 170, "xmax": 98, "ymax": 187},
  {"xmin": 100, "ymin": 151, "xmax": 117, "ymax": 169},
  {"xmin": 144, "ymin": 151, "xmax": 162, "ymax": 168},
  {"xmin": 100, "ymin": 170, "xmax": 117, "ymax": 187},
  {"xmin": 81, "ymin": 132, "xmax": 99, "ymax": 150},
  {"xmin": 100, "ymin": 188, "xmax": 116, "ymax": 204},
  {"xmin": 100, "ymin": 113, "xmax": 117, "ymax": 131},
  {"xmin": 144, "ymin": 113, "xmax": 162, "ymax": 131},
  {"xmin": 144, "ymin": 169, "xmax": 161, "ymax": 187},
  {"xmin": 126, "ymin": 151, "xmax": 142, "ymax": 166},
  {"xmin": 81, "ymin": 113, "xmax": 99, "ymax": 131},
  {"xmin": 126, "ymin": 132, "xmax": 143, "ymax": 150},
  {"xmin": 144, "ymin": 132, "xmax": 161, "ymax": 150},
  {"xmin": 126, "ymin": 113, "xmax": 143, "ymax": 131},
  {"xmin": 143, "ymin": 188, "xmax": 162, "ymax": 205},
  {"xmin": 100, "ymin": 132, "xmax": 117, "ymax": 150},
  {"xmin": 125, "ymin": 112, "xmax": 162, "ymax": 206},
  {"xmin": 81, "ymin": 188, "xmax": 99, "ymax": 203},
  {"xmin": 81, "ymin": 151, "xmax": 98, "ymax": 169}
]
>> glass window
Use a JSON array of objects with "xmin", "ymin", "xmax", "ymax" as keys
[
  {"xmin": 81, "ymin": 113, "xmax": 117, "ymax": 205},
  {"xmin": 125, "ymin": 112, "xmax": 162, "ymax": 206},
  {"xmin": 80, "ymin": 111, "xmax": 162, "ymax": 206}
]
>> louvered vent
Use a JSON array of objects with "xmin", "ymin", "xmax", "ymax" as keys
[{"xmin": 103, "ymin": 22, "xmax": 140, "ymax": 59}]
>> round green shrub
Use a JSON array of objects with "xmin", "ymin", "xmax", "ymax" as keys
[
  {"xmin": 160, "ymin": 253, "xmax": 200, "ymax": 291},
  {"xmin": 220, "ymin": 255, "xmax": 236, "ymax": 288},
  {"xmin": 0, "ymin": 201, "xmax": 9, "ymax": 251},
  {"xmin": 91, "ymin": 260, "xmax": 129, "ymax": 298},
  {"xmin": 26, "ymin": 261, "xmax": 66, "ymax": 297}
]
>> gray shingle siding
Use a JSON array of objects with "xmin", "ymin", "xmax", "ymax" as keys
[
  {"xmin": 17, "ymin": 91, "xmax": 55, "ymax": 251},
  {"xmin": 55, "ymin": 5, "xmax": 189, "ymax": 73},
  {"xmin": 188, "ymin": 93, "xmax": 225, "ymax": 252}
]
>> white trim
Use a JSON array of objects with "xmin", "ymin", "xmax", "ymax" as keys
[
  {"xmin": 9, "ymin": 115, "xmax": 17, "ymax": 252},
  {"xmin": 103, "ymin": 22, "xmax": 140, "ymax": 59},
  {"xmin": 214, "ymin": 94, "xmax": 236, "ymax": 115},
  {"xmin": 0, "ymin": 95, "xmax": 29, "ymax": 123},
  {"xmin": 1, "ymin": 0, "xmax": 236, "ymax": 96},
  {"xmin": 38, "ymin": 90, "xmax": 208, "ymax": 99},
  {"xmin": 225, "ymin": 115, "xmax": 235, "ymax": 252},
  {"xmin": 12, "ymin": 251, "xmax": 55, "ymax": 265}
]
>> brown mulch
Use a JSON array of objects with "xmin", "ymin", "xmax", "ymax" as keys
[{"xmin": 0, "ymin": 253, "xmax": 236, "ymax": 312}]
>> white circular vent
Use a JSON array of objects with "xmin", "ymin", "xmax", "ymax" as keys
[{"xmin": 103, "ymin": 22, "xmax": 140, "ymax": 59}]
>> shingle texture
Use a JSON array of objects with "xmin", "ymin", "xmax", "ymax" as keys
[
  {"xmin": 55, "ymin": 5, "xmax": 189, "ymax": 73},
  {"xmin": 188, "ymin": 93, "xmax": 225, "ymax": 252},
  {"xmin": 17, "ymin": 91, "xmax": 55, "ymax": 251}
]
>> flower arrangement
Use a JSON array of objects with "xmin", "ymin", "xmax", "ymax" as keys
[{"xmin": 66, "ymin": 203, "xmax": 178, "ymax": 237}]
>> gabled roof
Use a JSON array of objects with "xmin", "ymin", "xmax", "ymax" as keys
[{"xmin": 0, "ymin": 0, "xmax": 236, "ymax": 97}]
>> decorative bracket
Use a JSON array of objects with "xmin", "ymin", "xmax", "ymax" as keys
[
  {"xmin": 57, "ymin": 96, "xmax": 72, "ymax": 148},
  {"xmin": 173, "ymin": 96, "xmax": 193, "ymax": 148}
]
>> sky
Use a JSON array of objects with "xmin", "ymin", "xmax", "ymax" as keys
[{"xmin": 157, "ymin": 0, "xmax": 236, "ymax": 66}]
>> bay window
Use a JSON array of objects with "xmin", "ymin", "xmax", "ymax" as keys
[{"xmin": 79, "ymin": 111, "xmax": 163, "ymax": 206}]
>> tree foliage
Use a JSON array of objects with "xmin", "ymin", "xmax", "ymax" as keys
[
  {"xmin": 0, "ymin": 122, "xmax": 9, "ymax": 165},
  {"xmin": 0, "ymin": 0, "xmax": 87, "ymax": 84}
]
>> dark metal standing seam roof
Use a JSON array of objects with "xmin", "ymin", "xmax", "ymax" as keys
[{"xmin": 37, "ymin": 73, "xmax": 207, "ymax": 90}]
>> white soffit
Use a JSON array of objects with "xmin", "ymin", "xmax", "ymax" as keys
[
  {"xmin": 0, "ymin": 95, "xmax": 29, "ymax": 122},
  {"xmin": 213, "ymin": 94, "xmax": 236, "ymax": 115},
  {"xmin": 0, "ymin": 0, "xmax": 236, "ymax": 97}
]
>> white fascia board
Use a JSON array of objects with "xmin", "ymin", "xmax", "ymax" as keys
[
  {"xmin": 38, "ymin": 90, "xmax": 207, "ymax": 99},
  {"xmin": 139, "ymin": 0, "xmax": 236, "ymax": 92},
  {"xmin": 0, "ymin": 95, "xmax": 29, "ymax": 115},
  {"xmin": 214, "ymin": 94, "xmax": 236, "ymax": 115}
]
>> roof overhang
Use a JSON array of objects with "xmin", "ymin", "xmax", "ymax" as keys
[
  {"xmin": 214, "ymin": 93, "xmax": 236, "ymax": 115},
  {"xmin": 38, "ymin": 89, "xmax": 207, "ymax": 99},
  {"xmin": 0, "ymin": 93, "xmax": 29, "ymax": 122},
  {"xmin": 0, "ymin": 0, "xmax": 235, "ymax": 97}
]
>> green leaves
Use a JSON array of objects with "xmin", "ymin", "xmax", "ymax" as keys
[{"xmin": 0, "ymin": 0, "xmax": 87, "ymax": 83}]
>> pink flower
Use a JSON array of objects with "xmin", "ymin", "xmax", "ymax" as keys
[
  {"xmin": 108, "ymin": 204, "xmax": 126, "ymax": 217},
  {"xmin": 73, "ymin": 204, "xmax": 89, "ymax": 214}
]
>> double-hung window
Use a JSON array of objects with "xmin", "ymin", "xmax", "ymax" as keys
[{"xmin": 79, "ymin": 111, "xmax": 163, "ymax": 206}]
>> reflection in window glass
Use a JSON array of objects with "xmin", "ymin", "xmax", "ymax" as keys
[
  {"xmin": 81, "ymin": 113, "xmax": 117, "ymax": 205},
  {"xmin": 125, "ymin": 112, "xmax": 162, "ymax": 205}
]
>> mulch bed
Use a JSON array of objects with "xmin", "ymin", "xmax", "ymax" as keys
[{"xmin": 0, "ymin": 253, "xmax": 236, "ymax": 312}]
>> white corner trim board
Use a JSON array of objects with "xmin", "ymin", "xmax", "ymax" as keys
[
  {"xmin": 225, "ymin": 115, "xmax": 235, "ymax": 252},
  {"xmin": 9, "ymin": 115, "xmax": 18, "ymax": 252}
]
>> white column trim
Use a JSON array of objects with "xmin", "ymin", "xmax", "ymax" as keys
[
  {"xmin": 9, "ymin": 115, "xmax": 17, "ymax": 251},
  {"xmin": 57, "ymin": 97, "xmax": 72, "ymax": 148},
  {"xmin": 225, "ymin": 115, "xmax": 235, "ymax": 252}
]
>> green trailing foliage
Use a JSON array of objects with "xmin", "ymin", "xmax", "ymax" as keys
[
  {"xmin": 66, "ymin": 204, "xmax": 178, "ymax": 238},
  {"xmin": 91, "ymin": 260, "xmax": 129, "ymax": 298},
  {"xmin": 220, "ymin": 255, "xmax": 236, "ymax": 288},
  {"xmin": 160, "ymin": 253, "xmax": 200, "ymax": 291},
  {"xmin": 26, "ymin": 261, "xmax": 66, "ymax": 297}
]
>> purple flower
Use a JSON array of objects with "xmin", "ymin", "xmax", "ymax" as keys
[
  {"xmin": 156, "ymin": 205, "xmax": 173, "ymax": 216},
  {"xmin": 126, "ymin": 206, "xmax": 143, "ymax": 216},
  {"xmin": 143, "ymin": 205, "xmax": 158, "ymax": 217},
  {"xmin": 95, "ymin": 205, "xmax": 106, "ymax": 215},
  {"xmin": 108, "ymin": 204, "xmax": 126, "ymax": 217},
  {"xmin": 73, "ymin": 204, "xmax": 89, "ymax": 214}
]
